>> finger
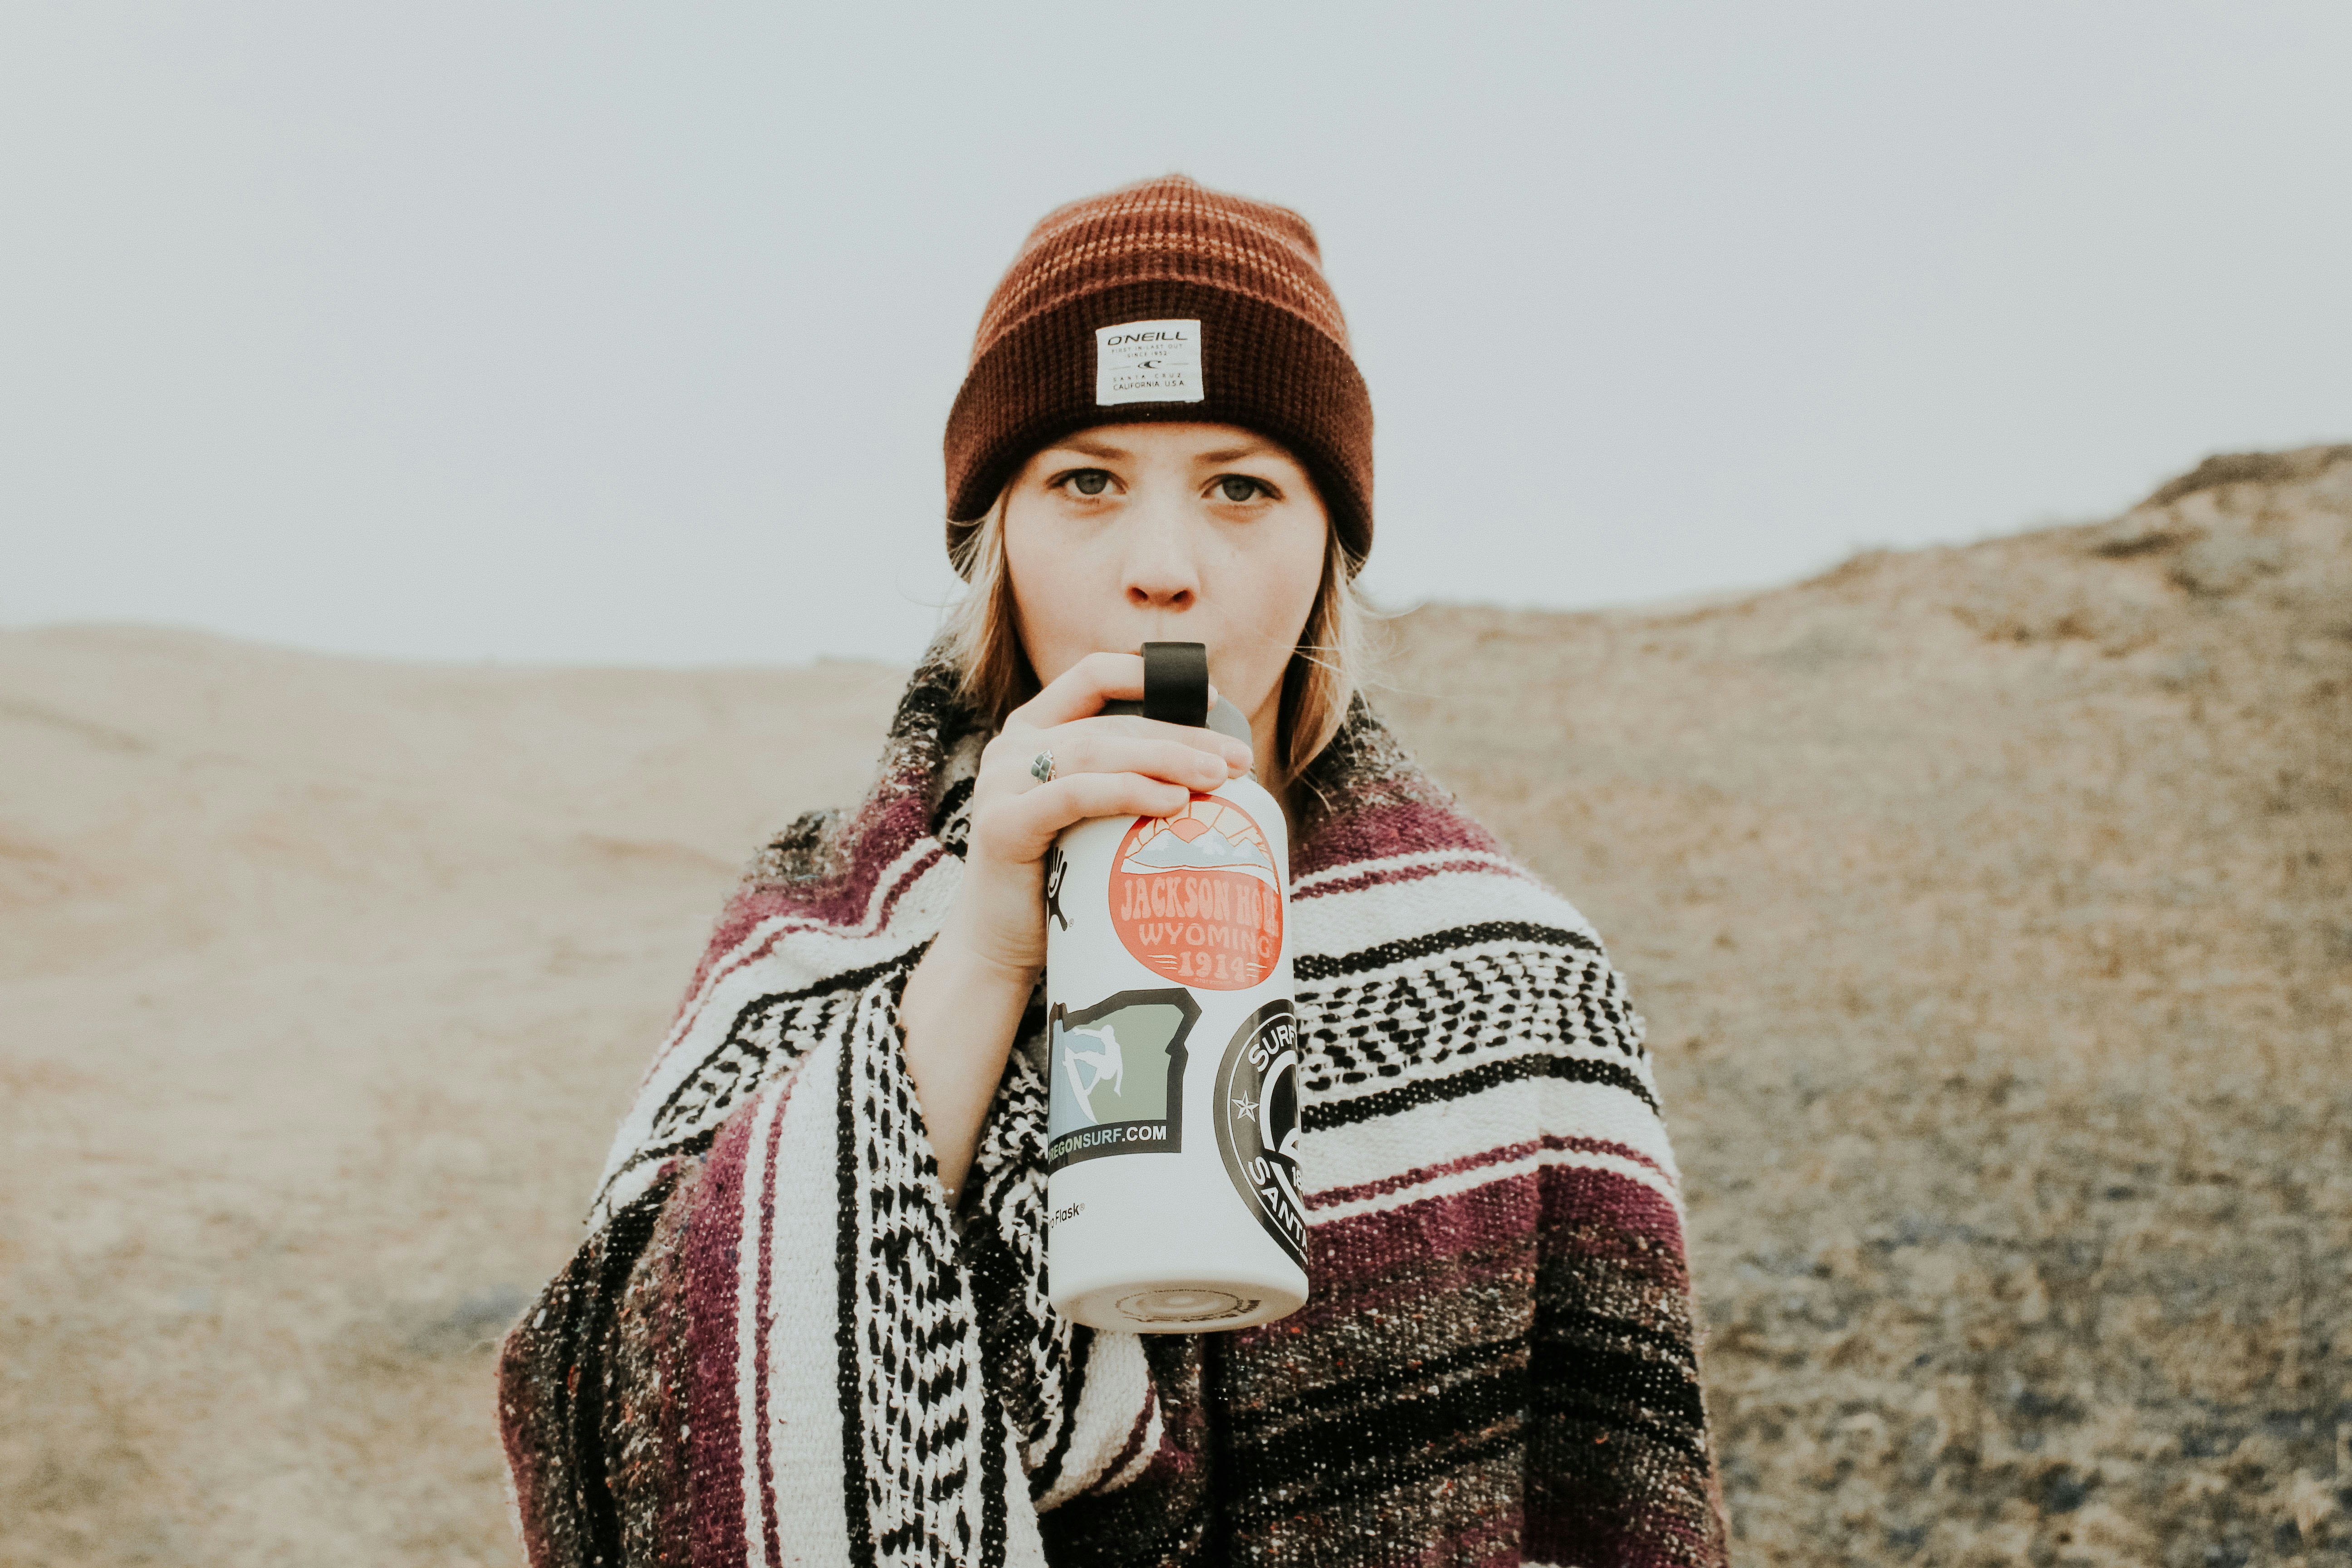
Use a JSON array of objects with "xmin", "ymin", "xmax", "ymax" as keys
[
  {"xmin": 989, "ymin": 773, "xmax": 1192, "ymax": 859},
  {"xmin": 1050, "ymin": 715, "xmax": 1254, "ymax": 769},
  {"xmin": 1028, "ymin": 734, "xmax": 1239, "ymax": 792},
  {"xmin": 1012, "ymin": 651, "xmax": 1145, "ymax": 730}
]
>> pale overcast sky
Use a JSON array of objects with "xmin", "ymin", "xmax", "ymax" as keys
[{"xmin": 3, "ymin": 4, "xmax": 2347, "ymax": 666}]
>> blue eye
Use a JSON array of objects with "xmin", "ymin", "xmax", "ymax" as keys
[
  {"xmin": 1069, "ymin": 470, "xmax": 1110, "ymax": 496},
  {"xmin": 1216, "ymin": 476, "xmax": 1265, "ymax": 502}
]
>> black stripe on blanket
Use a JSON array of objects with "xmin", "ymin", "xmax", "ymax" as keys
[
  {"xmin": 1302, "ymin": 1051, "xmax": 1659, "ymax": 1132},
  {"xmin": 1223, "ymin": 1336, "xmax": 1526, "ymax": 1432},
  {"xmin": 980, "ymin": 1383, "xmax": 1009, "ymax": 1567},
  {"xmin": 1225, "ymin": 1412, "xmax": 1529, "ymax": 1527},
  {"xmin": 647, "ymin": 954, "xmax": 905, "ymax": 1134},
  {"xmin": 594, "ymin": 955, "xmax": 918, "ymax": 1211},
  {"xmin": 1293, "ymin": 920, "xmax": 1600, "ymax": 982},
  {"xmin": 1531, "ymin": 1349, "xmax": 1712, "ymax": 1466},
  {"xmin": 1026, "ymin": 1325, "xmax": 1093, "ymax": 1500},
  {"xmin": 499, "ymin": 1169, "xmax": 679, "ymax": 1568},
  {"xmin": 932, "ymin": 774, "xmax": 977, "ymax": 853},
  {"xmin": 835, "ymin": 1037, "xmax": 878, "ymax": 1568}
]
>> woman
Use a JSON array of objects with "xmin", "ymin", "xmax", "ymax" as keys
[{"xmin": 500, "ymin": 174, "xmax": 1727, "ymax": 1567}]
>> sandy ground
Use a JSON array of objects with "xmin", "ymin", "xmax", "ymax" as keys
[
  {"xmin": 3, "ymin": 445, "xmax": 2347, "ymax": 1565},
  {"xmin": 0, "ymin": 640, "xmax": 905, "ymax": 1563}
]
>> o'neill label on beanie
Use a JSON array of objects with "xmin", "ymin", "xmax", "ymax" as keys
[{"xmin": 1096, "ymin": 319, "xmax": 1204, "ymax": 406}]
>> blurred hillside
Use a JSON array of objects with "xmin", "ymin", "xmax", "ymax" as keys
[
  {"xmin": 2, "ymin": 445, "xmax": 2347, "ymax": 1565},
  {"xmin": 1382, "ymin": 444, "xmax": 2352, "ymax": 1565}
]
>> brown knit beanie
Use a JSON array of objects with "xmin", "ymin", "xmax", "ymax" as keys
[{"xmin": 944, "ymin": 174, "xmax": 1373, "ymax": 576}]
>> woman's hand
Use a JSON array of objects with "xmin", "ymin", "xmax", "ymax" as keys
[
  {"xmin": 946, "ymin": 651, "xmax": 1253, "ymax": 982},
  {"xmin": 899, "ymin": 652, "xmax": 1252, "ymax": 1200}
]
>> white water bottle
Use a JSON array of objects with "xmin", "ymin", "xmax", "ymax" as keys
[{"xmin": 1041, "ymin": 642, "xmax": 1309, "ymax": 1333}]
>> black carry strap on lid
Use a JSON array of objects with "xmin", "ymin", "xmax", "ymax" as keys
[
  {"xmin": 1101, "ymin": 641, "xmax": 1206, "ymax": 725},
  {"xmin": 1140, "ymin": 641, "xmax": 1209, "ymax": 727},
  {"xmin": 1102, "ymin": 642, "xmax": 1253, "ymax": 751}
]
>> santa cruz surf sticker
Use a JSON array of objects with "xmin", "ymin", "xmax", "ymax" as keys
[
  {"xmin": 1111, "ymin": 793, "xmax": 1284, "ymax": 991},
  {"xmin": 1046, "ymin": 988, "xmax": 1199, "ymax": 1172},
  {"xmin": 1214, "ymin": 999, "xmax": 1308, "ymax": 1270}
]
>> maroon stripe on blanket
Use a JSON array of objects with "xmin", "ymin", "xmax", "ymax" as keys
[
  {"xmin": 681, "ymin": 783, "xmax": 937, "ymax": 1002},
  {"xmin": 1084, "ymin": 1383, "xmax": 1157, "ymax": 1499},
  {"xmin": 1305, "ymin": 1134, "xmax": 1670, "ymax": 1210},
  {"xmin": 1525, "ymin": 1159, "xmax": 1715, "ymax": 1564},
  {"xmin": 652, "ymin": 839, "xmax": 943, "ymax": 1083},
  {"xmin": 751, "ymin": 1088, "xmax": 789, "ymax": 1568},
  {"xmin": 1294, "ymin": 1162, "xmax": 1688, "ymax": 1327},
  {"xmin": 1538, "ymin": 1162, "xmax": 1691, "ymax": 1291},
  {"xmin": 869, "ymin": 843, "xmax": 946, "ymax": 933},
  {"xmin": 1292, "ymin": 798, "xmax": 1504, "ymax": 882},
  {"xmin": 494, "ymin": 1332, "xmax": 559, "ymax": 1559},
  {"xmin": 1289, "ymin": 1174, "xmax": 1543, "ymax": 1332},
  {"xmin": 1293, "ymin": 855, "xmax": 1527, "ymax": 902},
  {"xmin": 686, "ymin": 833, "xmax": 936, "ymax": 993},
  {"xmin": 682, "ymin": 1096, "xmax": 757, "ymax": 1568},
  {"xmin": 1396, "ymin": 1506, "xmax": 1526, "ymax": 1568}
]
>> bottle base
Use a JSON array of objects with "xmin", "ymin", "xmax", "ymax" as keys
[{"xmin": 1053, "ymin": 1277, "xmax": 1307, "ymax": 1334}]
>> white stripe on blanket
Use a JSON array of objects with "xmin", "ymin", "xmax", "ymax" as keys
[
  {"xmin": 1302, "ymin": 1073, "xmax": 1683, "ymax": 1212},
  {"xmin": 1033, "ymin": 1331, "xmax": 1158, "ymax": 1511},
  {"xmin": 1290, "ymin": 865, "xmax": 1606, "ymax": 962},
  {"xmin": 750, "ymin": 1054, "xmax": 857, "ymax": 1565}
]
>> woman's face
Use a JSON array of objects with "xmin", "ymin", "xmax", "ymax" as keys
[{"xmin": 1000, "ymin": 422, "xmax": 1328, "ymax": 736}]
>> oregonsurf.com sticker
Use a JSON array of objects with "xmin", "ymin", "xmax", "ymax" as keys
[
  {"xmin": 1110, "ymin": 793, "xmax": 1284, "ymax": 991},
  {"xmin": 1046, "ymin": 988, "xmax": 1200, "ymax": 1172},
  {"xmin": 1214, "ymin": 998, "xmax": 1308, "ymax": 1270}
]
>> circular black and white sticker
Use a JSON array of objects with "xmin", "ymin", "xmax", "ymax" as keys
[{"xmin": 1213, "ymin": 999, "xmax": 1308, "ymax": 1271}]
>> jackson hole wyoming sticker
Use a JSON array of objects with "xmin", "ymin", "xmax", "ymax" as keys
[
  {"xmin": 1215, "ymin": 998, "xmax": 1308, "ymax": 1270},
  {"xmin": 1046, "ymin": 988, "xmax": 1200, "ymax": 1172},
  {"xmin": 1110, "ymin": 793, "xmax": 1284, "ymax": 990}
]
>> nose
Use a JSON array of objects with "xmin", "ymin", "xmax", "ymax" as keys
[{"xmin": 1121, "ymin": 501, "xmax": 1199, "ymax": 613}]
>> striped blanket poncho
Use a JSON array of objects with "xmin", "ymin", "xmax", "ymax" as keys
[{"xmin": 499, "ymin": 652, "xmax": 1728, "ymax": 1567}]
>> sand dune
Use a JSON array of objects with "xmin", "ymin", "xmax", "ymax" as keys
[
  {"xmin": 4, "ymin": 445, "xmax": 2347, "ymax": 1564},
  {"xmin": 1, "ymin": 636, "xmax": 904, "ymax": 1563}
]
